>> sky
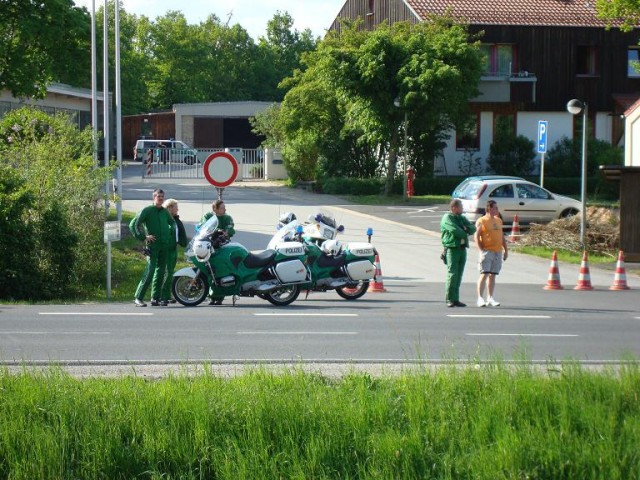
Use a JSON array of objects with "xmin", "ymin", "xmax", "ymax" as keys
[{"xmin": 73, "ymin": 0, "xmax": 344, "ymax": 40}]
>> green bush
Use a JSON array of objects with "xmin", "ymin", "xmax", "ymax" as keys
[
  {"xmin": 0, "ymin": 107, "xmax": 111, "ymax": 300},
  {"xmin": 320, "ymin": 176, "xmax": 384, "ymax": 195},
  {"xmin": 545, "ymin": 136, "xmax": 623, "ymax": 177},
  {"xmin": 486, "ymin": 134, "xmax": 536, "ymax": 175}
]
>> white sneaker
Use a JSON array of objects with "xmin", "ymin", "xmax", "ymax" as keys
[
  {"xmin": 476, "ymin": 297, "xmax": 486, "ymax": 307},
  {"xmin": 487, "ymin": 297, "xmax": 500, "ymax": 307}
]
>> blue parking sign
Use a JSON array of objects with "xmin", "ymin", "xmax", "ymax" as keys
[{"xmin": 537, "ymin": 120, "xmax": 548, "ymax": 153}]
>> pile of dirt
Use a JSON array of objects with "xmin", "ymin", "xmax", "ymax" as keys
[{"xmin": 517, "ymin": 207, "xmax": 619, "ymax": 257}]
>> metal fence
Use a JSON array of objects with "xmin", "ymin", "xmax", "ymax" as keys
[{"xmin": 140, "ymin": 148, "xmax": 265, "ymax": 180}]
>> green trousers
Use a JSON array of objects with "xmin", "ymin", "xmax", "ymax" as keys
[
  {"xmin": 161, "ymin": 247, "xmax": 178, "ymax": 301},
  {"xmin": 445, "ymin": 247, "xmax": 467, "ymax": 303},
  {"xmin": 135, "ymin": 244, "xmax": 169, "ymax": 301}
]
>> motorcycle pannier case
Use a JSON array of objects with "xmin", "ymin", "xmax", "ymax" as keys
[
  {"xmin": 275, "ymin": 259, "xmax": 308, "ymax": 283},
  {"xmin": 345, "ymin": 260, "xmax": 376, "ymax": 281}
]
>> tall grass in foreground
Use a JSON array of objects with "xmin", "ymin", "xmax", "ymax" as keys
[{"xmin": 1, "ymin": 364, "xmax": 639, "ymax": 479}]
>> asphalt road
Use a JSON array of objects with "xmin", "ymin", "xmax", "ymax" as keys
[{"xmin": 1, "ymin": 166, "xmax": 638, "ymax": 373}]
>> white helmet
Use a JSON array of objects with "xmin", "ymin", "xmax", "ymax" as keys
[
  {"xmin": 321, "ymin": 239, "xmax": 343, "ymax": 256},
  {"xmin": 193, "ymin": 240, "xmax": 212, "ymax": 262}
]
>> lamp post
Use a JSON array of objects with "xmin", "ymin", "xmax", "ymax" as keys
[{"xmin": 566, "ymin": 99, "xmax": 588, "ymax": 249}]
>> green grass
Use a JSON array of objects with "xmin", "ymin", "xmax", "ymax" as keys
[
  {"xmin": 1, "ymin": 363, "xmax": 639, "ymax": 479},
  {"xmin": 344, "ymin": 194, "xmax": 451, "ymax": 205},
  {"xmin": 512, "ymin": 246, "xmax": 618, "ymax": 265}
]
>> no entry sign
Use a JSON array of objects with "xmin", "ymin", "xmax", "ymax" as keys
[{"xmin": 203, "ymin": 152, "xmax": 239, "ymax": 187}]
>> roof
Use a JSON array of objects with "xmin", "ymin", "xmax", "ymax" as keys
[{"xmin": 406, "ymin": 0, "xmax": 625, "ymax": 28}]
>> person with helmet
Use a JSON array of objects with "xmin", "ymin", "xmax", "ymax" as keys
[
  {"xmin": 197, "ymin": 199, "xmax": 235, "ymax": 305},
  {"xmin": 160, "ymin": 198, "xmax": 188, "ymax": 305},
  {"xmin": 129, "ymin": 188, "xmax": 175, "ymax": 307}
]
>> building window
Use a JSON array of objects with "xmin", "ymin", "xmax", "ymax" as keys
[
  {"xmin": 367, "ymin": 0, "xmax": 374, "ymax": 15},
  {"xmin": 628, "ymin": 48, "xmax": 640, "ymax": 78},
  {"xmin": 576, "ymin": 45, "xmax": 599, "ymax": 76},
  {"xmin": 456, "ymin": 113, "xmax": 480, "ymax": 150},
  {"xmin": 480, "ymin": 44, "xmax": 515, "ymax": 76}
]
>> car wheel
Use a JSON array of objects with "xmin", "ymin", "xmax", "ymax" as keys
[
  {"xmin": 560, "ymin": 208, "xmax": 579, "ymax": 218},
  {"xmin": 184, "ymin": 156, "xmax": 195, "ymax": 166}
]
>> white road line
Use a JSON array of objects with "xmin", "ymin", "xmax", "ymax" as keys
[
  {"xmin": 253, "ymin": 313, "xmax": 358, "ymax": 317},
  {"xmin": 448, "ymin": 315, "xmax": 551, "ymax": 319},
  {"xmin": 467, "ymin": 333, "xmax": 578, "ymax": 337},
  {"xmin": 0, "ymin": 331, "xmax": 110, "ymax": 335},
  {"xmin": 237, "ymin": 331, "xmax": 358, "ymax": 335},
  {"xmin": 39, "ymin": 312, "xmax": 154, "ymax": 316}
]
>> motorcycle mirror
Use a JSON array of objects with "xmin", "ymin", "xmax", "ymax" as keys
[{"xmin": 337, "ymin": 225, "xmax": 345, "ymax": 232}]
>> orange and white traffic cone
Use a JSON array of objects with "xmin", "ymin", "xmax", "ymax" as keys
[
  {"xmin": 610, "ymin": 250, "xmax": 630, "ymax": 290},
  {"xmin": 574, "ymin": 250, "xmax": 594, "ymax": 291},
  {"xmin": 543, "ymin": 250, "xmax": 563, "ymax": 290},
  {"xmin": 509, "ymin": 214, "xmax": 521, "ymax": 243},
  {"xmin": 367, "ymin": 253, "xmax": 387, "ymax": 293}
]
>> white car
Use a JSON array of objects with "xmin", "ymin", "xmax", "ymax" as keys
[
  {"xmin": 133, "ymin": 139, "xmax": 199, "ymax": 165},
  {"xmin": 453, "ymin": 178, "xmax": 582, "ymax": 226}
]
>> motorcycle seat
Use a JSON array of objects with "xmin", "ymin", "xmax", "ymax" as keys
[
  {"xmin": 244, "ymin": 249, "xmax": 277, "ymax": 268},
  {"xmin": 316, "ymin": 253, "xmax": 346, "ymax": 268}
]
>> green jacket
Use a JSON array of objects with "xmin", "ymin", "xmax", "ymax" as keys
[
  {"xmin": 198, "ymin": 212, "xmax": 235, "ymax": 238},
  {"xmin": 169, "ymin": 215, "xmax": 188, "ymax": 248},
  {"xmin": 129, "ymin": 205, "xmax": 175, "ymax": 246},
  {"xmin": 440, "ymin": 212, "xmax": 476, "ymax": 248}
]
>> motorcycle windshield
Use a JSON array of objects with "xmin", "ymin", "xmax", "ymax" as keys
[{"xmin": 195, "ymin": 216, "xmax": 219, "ymax": 241}]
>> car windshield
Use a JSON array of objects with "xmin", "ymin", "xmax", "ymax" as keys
[{"xmin": 455, "ymin": 181, "xmax": 485, "ymax": 200}]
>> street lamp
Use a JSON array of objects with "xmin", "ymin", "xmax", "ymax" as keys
[
  {"xmin": 394, "ymin": 98, "xmax": 408, "ymax": 199},
  {"xmin": 566, "ymin": 99, "xmax": 588, "ymax": 249}
]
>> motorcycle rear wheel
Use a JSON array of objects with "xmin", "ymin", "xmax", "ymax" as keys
[
  {"xmin": 172, "ymin": 275, "xmax": 208, "ymax": 306},
  {"xmin": 264, "ymin": 285, "xmax": 300, "ymax": 306},
  {"xmin": 336, "ymin": 280, "xmax": 369, "ymax": 300}
]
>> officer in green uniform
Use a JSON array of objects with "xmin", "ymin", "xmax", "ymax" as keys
[
  {"xmin": 197, "ymin": 199, "xmax": 235, "ymax": 305},
  {"xmin": 129, "ymin": 188, "xmax": 175, "ymax": 307},
  {"xmin": 440, "ymin": 198, "xmax": 476, "ymax": 307}
]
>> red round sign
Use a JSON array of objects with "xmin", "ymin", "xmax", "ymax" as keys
[{"xmin": 203, "ymin": 152, "xmax": 239, "ymax": 187}]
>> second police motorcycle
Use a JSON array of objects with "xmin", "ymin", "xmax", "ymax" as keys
[{"xmin": 267, "ymin": 211, "xmax": 377, "ymax": 300}]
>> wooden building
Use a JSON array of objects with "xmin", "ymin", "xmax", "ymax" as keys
[{"xmin": 330, "ymin": 0, "xmax": 640, "ymax": 174}]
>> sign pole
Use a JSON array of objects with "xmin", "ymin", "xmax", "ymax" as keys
[{"xmin": 540, "ymin": 152, "xmax": 545, "ymax": 188}]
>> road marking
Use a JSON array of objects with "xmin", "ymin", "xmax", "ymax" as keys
[
  {"xmin": 253, "ymin": 313, "xmax": 358, "ymax": 317},
  {"xmin": 448, "ymin": 315, "xmax": 551, "ymax": 318},
  {"xmin": 1, "ymin": 331, "xmax": 110, "ymax": 335},
  {"xmin": 39, "ymin": 312, "xmax": 154, "ymax": 316},
  {"xmin": 467, "ymin": 333, "xmax": 578, "ymax": 337},
  {"xmin": 237, "ymin": 331, "xmax": 358, "ymax": 335}
]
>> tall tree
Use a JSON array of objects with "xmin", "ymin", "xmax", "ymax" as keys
[
  {"xmin": 267, "ymin": 20, "xmax": 483, "ymax": 193},
  {"xmin": 0, "ymin": 0, "xmax": 90, "ymax": 98},
  {"xmin": 596, "ymin": 0, "xmax": 640, "ymax": 31}
]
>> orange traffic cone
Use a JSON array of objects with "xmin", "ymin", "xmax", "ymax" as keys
[
  {"xmin": 610, "ymin": 250, "xmax": 630, "ymax": 290},
  {"xmin": 574, "ymin": 251, "xmax": 594, "ymax": 291},
  {"xmin": 543, "ymin": 250, "xmax": 563, "ymax": 290},
  {"xmin": 509, "ymin": 214, "xmax": 521, "ymax": 243},
  {"xmin": 367, "ymin": 253, "xmax": 387, "ymax": 292}
]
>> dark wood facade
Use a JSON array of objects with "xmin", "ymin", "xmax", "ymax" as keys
[
  {"xmin": 122, "ymin": 112, "xmax": 175, "ymax": 159},
  {"xmin": 330, "ymin": 0, "xmax": 640, "ymax": 116}
]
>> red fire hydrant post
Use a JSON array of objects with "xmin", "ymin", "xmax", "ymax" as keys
[{"xmin": 406, "ymin": 166, "xmax": 415, "ymax": 198}]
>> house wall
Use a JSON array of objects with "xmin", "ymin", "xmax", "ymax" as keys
[{"xmin": 628, "ymin": 107, "xmax": 640, "ymax": 166}]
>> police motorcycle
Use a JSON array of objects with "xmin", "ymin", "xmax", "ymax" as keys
[
  {"xmin": 172, "ymin": 215, "xmax": 310, "ymax": 306},
  {"xmin": 267, "ymin": 211, "xmax": 377, "ymax": 300}
]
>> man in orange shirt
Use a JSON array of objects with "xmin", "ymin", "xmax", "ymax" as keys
[{"xmin": 474, "ymin": 200, "xmax": 508, "ymax": 307}]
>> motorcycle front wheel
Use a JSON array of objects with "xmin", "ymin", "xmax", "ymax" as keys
[
  {"xmin": 336, "ymin": 280, "xmax": 369, "ymax": 300},
  {"xmin": 264, "ymin": 285, "xmax": 300, "ymax": 306},
  {"xmin": 172, "ymin": 275, "xmax": 208, "ymax": 306}
]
